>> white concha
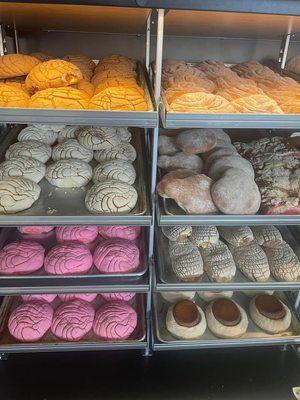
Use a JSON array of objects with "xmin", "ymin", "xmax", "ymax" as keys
[
  {"xmin": 189, "ymin": 226, "xmax": 219, "ymax": 248},
  {"xmin": 92, "ymin": 160, "xmax": 136, "ymax": 185},
  {"xmin": 0, "ymin": 177, "xmax": 41, "ymax": 214},
  {"xmin": 52, "ymin": 139, "xmax": 93, "ymax": 162},
  {"xmin": 94, "ymin": 142, "xmax": 137, "ymax": 163},
  {"xmin": 161, "ymin": 226, "xmax": 192, "ymax": 242},
  {"xmin": 251, "ymin": 226, "xmax": 283, "ymax": 248},
  {"xmin": 264, "ymin": 242, "xmax": 300, "ymax": 282},
  {"xmin": 32, "ymin": 124, "xmax": 66, "ymax": 133},
  {"xmin": 218, "ymin": 226, "xmax": 254, "ymax": 247},
  {"xmin": 77, "ymin": 127, "xmax": 121, "ymax": 150},
  {"xmin": 18, "ymin": 126, "xmax": 57, "ymax": 145},
  {"xmin": 93, "ymin": 127, "xmax": 131, "ymax": 142},
  {"xmin": 85, "ymin": 180, "xmax": 138, "ymax": 213},
  {"xmin": 5, "ymin": 141, "xmax": 51, "ymax": 163},
  {"xmin": 171, "ymin": 247, "xmax": 203, "ymax": 281},
  {"xmin": 0, "ymin": 157, "xmax": 46, "ymax": 183},
  {"xmin": 57, "ymin": 126, "xmax": 79, "ymax": 143},
  {"xmin": 45, "ymin": 159, "xmax": 92, "ymax": 188}
]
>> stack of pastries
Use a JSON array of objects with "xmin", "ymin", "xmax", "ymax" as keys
[
  {"xmin": 162, "ymin": 58, "xmax": 300, "ymax": 113},
  {"xmin": 0, "ymin": 53, "xmax": 149, "ymax": 111}
]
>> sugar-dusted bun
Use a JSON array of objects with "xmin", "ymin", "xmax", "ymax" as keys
[
  {"xmin": 93, "ymin": 160, "xmax": 136, "ymax": 185},
  {"xmin": 0, "ymin": 54, "xmax": 40, "ymax": 79},
  {"xmin": 98, "ymin": 226, "xmax": 141, "ymax": 241},
  {"xmin": 29, "ymin": 87, "xmax": 89, "ymax": 110},
  {"xmin": 176, "ymin": 129, "xmax": 217, "ymax": 154},
  {"xmin": 25, "ymin": 59, "xmax": 83, "ymax": 93},
  {"xmin": 264, "ymin": 243, "xmax": 300, "ymax": 282},
  {"xmin": 57, "ymin": 126, "xmax": 79, "ymax": 143},
  {"xmin": 168, "ymin": 91, "xmax": 235, "ymax": 113},
  {"xmin": 101, "ymin": 292, "xmax": 135, "ymax": 302},
  {"xmin": 18, "ymin": 126, "xmax": 58, "ymax": 145},
  {"xmin": 0, "ymin": 83, "xmax": 30, "ymax": 108},
  {"xmin": 56, "ymin": 225, "xmax": 98, "ymax": 244},
  {"xmin": 94, "ymin": 142, "xmax": 136, "ymax": 163},
  {"xmin": 52, "ymin": 139, "xmax": 93, "ymax": 162},
  {"xmin": 208, "ymin": 155, "xmax": 255, "ymax": 180},
  {"xmin": 171, "ymin": 247, "xmax": 204, "ymax": 282},
  {"xmin": 158, "ymin": 135, "xmax": 179, "ymax": 156},
  {"xmin": 251, "ymin": 226, "xmax": 283, "ymax": 248},
  {"xmin": 22, "ymin": 294, "xmax": 57, "ymax": 303},
  {"xmin": 0, "ymin": 156, "xmax": 46, "ymax": 183},
  {"xmin": 6, "ymin": 140, "xmax": 51, "ymax": 163},
  {"xmin": 46, "ymin": 159, "xmax": 92, "ymax": 188},
  {"xmin": 77, "ymin": 126, "xmax": 121, "ymax": 150},
  {"xmin": 58, "ymin": 293, "xmax": 97, "ymax": 302},
  {"xmin": 231, "ymin": 94, "xmax": 283, "ymax": 114}
]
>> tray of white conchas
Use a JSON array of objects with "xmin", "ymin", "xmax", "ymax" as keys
[{"xmin": 0, "ymin": 225, "xmax": 147, "ymax": 282}]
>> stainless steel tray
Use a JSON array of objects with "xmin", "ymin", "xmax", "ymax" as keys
[
  {"xmin": 0, "ymin": 125, "xmax": 151, "ymax": 226},
  {"xmin": 0, "ymin": 294, "xmax": 146, "ymax": 352},
  {"xmin": 153, "ymin": 291, "xmax": 300, "ymax": 350},
  {"xmin": 155, "ymin": 226, "xmax": 300, "ymax": 291}
]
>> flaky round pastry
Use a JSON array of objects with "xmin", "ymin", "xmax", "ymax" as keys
[
  {"xmin": 231, "ymin": 94, "xmax": 283, "ymax": 114},
  {"xmin": 25, "ymin": 59, "xmax": 83, "ymax": 93},
  {"xmin": 89, "ymin": 86, "xmax": 148, "ymax": 111},
  {"xmin": 168, "ymin": 91, "xmax": 235, "ymax": 113},
  {"xmin": 0, "ymin": 54, "xmax": 40, "ymax": 79},
  {"xmin": 0, "ymin": 84, "xmax": 30, "ymax": 108},
  {"xmin": 29, "ymin": 87, "xmax": 89, "ymax": 110}
]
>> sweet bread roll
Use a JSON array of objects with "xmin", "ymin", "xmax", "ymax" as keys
[
  {"xmin": 29, "ymin": 87, "xmax": 89, "ymax": 110},
  {"xmin": 196, "ymin": 60, "xmax": 236, "ymax": 80},
  {"xmin": 0, "ymin": 76, "xmax": 27, "ymax": 92},
  {"xmin": 162, "ymin": 226, "xmax": 192, "ymax": 242},
  {"xmin": 25, "ymin": 59, "xmax": 83, "ymax": 93},
  {"xmin": 30, "ymin": 52, "xmax": 53, "ymax": 62},
  {"xmin": 158, "ymin": 135, "xmax": 179, "ymax": 156},
  {"xmin": 163, "ymin": 71, "xmax": 215, "ymax": 93},
  {"xmin": 63, "ymin": 54, "xmax": 96, "ymax": 81},
  {"xmin": 231, "ymin": 94, "xmax": 283, "ymax": 114},
  {"xmin": 91, "ymin": 69, "xmax": 137, "ymax": 87},
  {"xmin": 176, "ymin": 129, "xmax": 217, "ymax": 154},
  {"xmin": 216, "ymin": 82, "xmax": 264, "ymax": 101},
  {"xmin": 0, "ymin": 54, "xmax": 40, "ymax": 79},
  {"xmin": 158, "ymin": 152, "xmax": 203, "ymax": 172},
  {"xmin": 168, "ymin": 91, "xmax": 235, "ymax": 113},
  {"xmin": 94, "ymin": 77, "xmax": 138, "ymax": 93},
  {"xmin": 89, "ymin": 86, "xmax": 148, "ymax": 111},
  {"xmin": 96, "ymin": 54, "xmax": 136, "ymax": 70},
  {"xmin": 0, "ymin": 84, "xmax": 30, "ymax": 108},
  {"xmin": 208, "ymin": 155, "xmax": 255, "ymax": 180},
  {"xmin": 72, "ymin": 80, "xmax": 94, "ymax": 97}
]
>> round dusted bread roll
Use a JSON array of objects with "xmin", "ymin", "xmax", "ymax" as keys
[
  {"xmin": 208, "ymin": 155, "xmax": 255, "ymax": 181},
  {"xmin": 85, "ymin": 180, "xmax": 138, "ymax": 214},
  {"xmin": 158, "ymin": 135, "xmax": 179, "ymax": 156},
  {"xmin": 30, "ymin": 52, "xmax": 53, "ymax": 62},
  {"xmin": 56, "ymin": 225, "xmax": 98, "ymax": 244},
  {"xmin": 0, "ymin": 177, "xmax": 41, "ymax": 214},
  {"xmin": 29, "ymin": 87, "xmax": 89, "ymax": 110},
  {"xmin": 0, "ymin": 156, "xmax": 46, "ymax": 183},
  {"xmin": 161, "ymin": 291, "xmax": 195, "ymax": 303},
  {"xmin": 17, "ymin": 226, "xmax": 55, "ymax": 235},
  {"xmin": 158, "ymin": 153, "xmax": 203, "ymax": 172},
  {"xmin": 22, "ymin": 294, "xmax": 57, "ymax": 303},
  {"xmin": 6, "ymin": 140, "xmax": 51, "ymax": 163},
  {"xmin": 94, "ymin": 142, "xmax": 136, "ymax": 163},
  {"xmin": 176, "ymin": 129, "xmax": 217, "ymax": 154},
  {"xmin": 44, "ymin": 243, "xmax": 93, "ymax": 275},
  {"xmin": 52, "ymin": 139, "xmax": 93, "ymax": 162},
  {"xmin": 25, "ymin": 59, "xmax": 83, "ymax": 93},
  {"xmin": 58, "ymin": 293, "xmax": 97, "ymax": 302},
  {"xmin": 98, "ymin": 226, "xmax": 141, "ymax": 241},
  {"xmin": 51, "ymin": 299, "xmax": 94, "ymax": 341},
  {"xmin": 8, "ymin": 301, "xmax": 53, "ymax": 342},
  {"xmin": 93, "ymin": 239, "xmax": 140, "ymax": 274},
  {"xmin": 101, "ymin": 292, "xmax": 135, "ymax": 302},
  {"xmin": 0, "ymin": 54, "xmax": 40, "ymax": 79},
  {"xmin": 0, "ymin": 240, "xmax": 44, "ymax": 275},
  {"xmin": 93, "ymin": 160, "xmax": 136, "ymax": 185},
  {"xmin": 57, "ymin": 126, "xmax": 79, "ymax": 143},
  {"xmin": 93, "ymin": 300, "xmax": 137, "ymax": 340},
  {"xmin": 0, "ymin": 84, "xmax": 30, "ymax": 108},
  {"xmin": 45, "ymin": 159, "xmax": 92, "ymax": 188},
  {"xmin": 18, "ymin": 126, "xmax": 58, "ymax": 145},
  {"xmin": 77, "ymin": 127, "xmax": 121, "ymax": 150}
]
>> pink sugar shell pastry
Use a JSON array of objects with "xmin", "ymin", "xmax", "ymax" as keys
[
  {"xmin": 8, "ymin": 301, "xmax": 53, "ymax": 342},
  {"xmin": 22, "ymin": 294, "xmax": 57, "ymax": 303},
  {"xmin": 101, "ymin": 292, "xmax": 136, "ymax": 302},
  {"xmin": 58, "ymin": 293, "xmax": 97, "ymax": 302},
  {"xmin": 0, "ymin": 240, "xmax": 45, "ymax": 275},
  {"xmin": 93, "ymin": 300, "xmax": 137, "ymax": 340},
  {"xmin": 98, "ymin": 226, "xmax": 141, "ymax": 241},
  {"xmin": 56, "ymin": 226, "xmax": 98, "ymax": 244},
  {"xmin": 17, "ymin": 226, "xmax": 55, "ymax": 235},
  {"xmin": 51, "ymin": 299, "xmax": 95, "ymax": 341},
  {"xmin": 93, "ymin": 239, "xmax": 140, "ymax": 274},
  {"xmin": 44, "ymin": 243, "xmax": 93, "ymax": 275}
]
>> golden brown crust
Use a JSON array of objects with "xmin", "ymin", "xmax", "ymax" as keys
[
  {"xmin": 72, "ymin": 80, "xmax": 94, "ymax": 97},
  {"xmin": 168, "ymin": 91, "xmax": 235, "ymax": 113},
  {"xmin": 0, "ymin": 54, "xmax": 40, "ymax": 79},
  {"xmin": 91, "ymin": 68, "xmax": 137, "ymax": 86},
  {"xmin": 63, "ymin": 54, "xmax": 96, "ymax": 81},
  {"xmin": 230, "ymin": 94, "xmax": 283, "ymax": 114},
  {"xmin": 29, "ymin": 87, "xmax": 89, "ymax": 109},
  {"xmin": 94, "ymin": 77, "xmax": 140, "ymax": 95},
  {"xmin": 30, "ymin": 52, "xmax": 53, "ymax": 62},
  {"xmin": 95, "ymin": 55, "xmax": 136, "ymax": 71},
  {"xmin": 0, "ymin": 84, "xmax": 30, "ymax": 108}
]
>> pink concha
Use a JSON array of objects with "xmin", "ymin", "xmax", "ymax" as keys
[
  {"xmin": 8, "ymin": 301, "xmax": 53, "ymax": 342},
  {"xmin": 93, "ymin": 239, "xmax": 140, "ymax": 274},
  {"xmin": 56, "ymin": 226, "xmax": 98, "ymax": 244},
  {"xmin": 17, "ymin": 226, "xmax": 55, "ymax": 235},
  {"xmin": 98, "ymin": 226, "xmax": 141, "ymax": 241},
  {"xmin": 44, "ymin": 243, "xmax": 93, "ymax": 275},
  {"xmin": 93, "ymin": 300, "xmax": 137, "ymax": 340},
  {"xmin": 22, "ymin": 294, "xmax": 57, "ymax": 303},
  {"xmin": 0, "ymin": 241, "xmax": 45, "ymax": 275},
  {"xmin": 101, "ymin": 292, "xmax": 136, "ymax": 302},
  {"xmin": 58, "ymin": 293, "xmax": 97, "ymax": 302},
  {"xmin": 51, "ymin": 299, "xmax": 95, "ymax": 341}
]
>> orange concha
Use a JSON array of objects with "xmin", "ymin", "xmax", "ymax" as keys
[
  {"xmin": 91, "ymin": 68, "xmax": 137, "ymax": 87},
  {"xmin": 94, "ymin": 77, "xmax": 143, "ymax": 95},
  {"xmin": 0, "ymin": 54, "xmax": 40, "ymax": 79},
  {"xmin": 0, "ymin": 84, "xmax": 30, "ymax": 108},
  {"xmin": 72, "ymin": 80, "xmax": 94, "ymax": 97},
  {"xmin": 25, "ymin": 59, "xmax": 83, "ymax": 93},
  {"xmin": 29, "ymin": 87, "xmax": 89, "ymax": 110}
]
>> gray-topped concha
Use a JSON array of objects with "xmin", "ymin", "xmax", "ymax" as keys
[
  {"xmin": 171, "ymin": 247, "xmax": 203, "ymax": 282},
  {"xmin": 52, "ymin": 139, "xmax": 93, "ymax": 162},
  {"xmin": 32, "ymin": 124, "xmax": 66, "ymax": 133},
  {"xmin": 168, "ymin": 240, "xmax": 196, "ymax": 258},
  {"xmin": 162, "ymin": 226, "xmax": 192, "ymax": 242},
  {"xmin": 251, "ymin": 226, "xmax": 283, "ymax": 248},
  {"xmin": 264, "ymin": 242, "xmax": 300, "ymax": 282},
  {"xmin": 218, "ymin": 226, "xmax": 254, "ymax": 247},
  {"xmin": 93, "ymin": 127, "xmax": 132, "ymax": 143},
  {"xmin": 57, "ymin": 126, "xmax": 79, "ymax": 143},
  {"xmin": 77, "ymin": 127, "xmax": 121, "ymax": 150},
  {"xmin": 18, "ymin": 126, "xmax": 57, "ymax": 145},
  {"xmin": 189, "ymin": 226, "xmax": 219, "ymax": 248},
  {"xmin": 92, "ymin": 160, "xmax": 136, "ymax": 185},
  {"xmin": 5, "ymin": 141, "xmax": 51, "ymax": 163},
  {"xmin": 45, "ymin": 159, "xmax": 92, "ymax": 188},
  {"xmin": 0, "ymin": 157, "xmax": 46, "ymax": 183},
  {"xmin": 94, "ymin": 142, "xmax": 137, "ymax": 163}
]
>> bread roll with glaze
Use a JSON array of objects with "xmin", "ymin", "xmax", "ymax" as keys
[
  {"xmin": 0, "ymin": 54, "xmax": 40, "ymax": 79},
  {"xmin": 0, "ymin": 84, "xmax": 30, "ymax": 108},
  {"xmin": 29, "ymin": 87, "xmax": 89, "ymax": 109}
]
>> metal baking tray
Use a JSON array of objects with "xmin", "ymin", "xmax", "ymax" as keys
[
  {"xmin": 0, "ymin": 294, "xmax": 146, "ymax": 353},
  {"xmin": 155, "ymin": 226, "xmax": 300, "ymax": 291},
  {"xmin": 153, "ymin": 291, "xmax": 300, "ymax": 350},
  {"xmin": 0, "ymin": 64, "xmax": 157, "ymax": 128},
  {"xmin": 0, "ymin": 125, "xmax": 151, "ymax": 226}
]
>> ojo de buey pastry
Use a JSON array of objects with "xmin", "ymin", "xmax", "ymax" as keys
[
  {"xmin": 6, "ymin": 140, "xmax": 51, "ymax": 163},
  {"xmin": 197, "ymin": 291, "xmax": 233, "ymax": 301},
  {"xmin": 22, "ymin": 294, "xmax": 57, "ymax": 303},
  {"xmin": 0, "ymin": 83, "xmax": 30, "ymax": 108},
  {"xmin": 30, "ymin": 52, "xmax": 53, "ymax": 62},
  {"xmin": 218, "ymin": 226, "xmax": 254, "ymax": 247},
  {"xmin": 93, "ymin": 239, "xmax": 140, "ymax": 273},
  {"xmin": 93, "ymin": 300, "xmax": 137, "ymax": 340},
  {"xmin": 166, "ymin": 300, "xmax": 207, "ymax": 340},
  {"xmin": 264, "ymin": 243, "xmax": 300, "ymax": 282},
  {"xmin": 206, "ymin": 298, "xmax": 248, "ymax": 339},
  {"xmin": 94, "ymin": 142, "xmax": 136, "ymax": 163},
  {"xmin": 200, "ymin": 241, "xmax": 236, "ymax": 282},
  {"xmin": 251, "ymin": 226, "xmax": 283, "ymax": 248},
  {"xmin": 208, "ymin": 155, "xmax": 255, "ymax": 181},
  {"xmin": 0, "ymin": 240, "xmax": 44, "ymax": 275},
  {"xmin": 17, "ymin": 226, "xmax": 54, "ymax": 235},
  {"xmin": 52, "ymin": 139, "xmax": 93, "ymax": 162},
  {"xmin": 158, "ymin": 135, "xmax": 179, "ymax": 156},
  {"xmin": 189, "ymin": 226, "xmax": 219, "ymax": 248},
  {"xmin": 230, "ymin": 242, "xmax": 270, "ymax": 281},
  {"xmin": 168, "ymin": 92, "xmax": 235, "ymax": 113},
  {"xmin": 230, "ymin": 94, "xmax": 283, "ymax": 114},
  {"xmin": 161, "ymin": 292, "xmax": 195, "ymax": 303},
  {"xmin": 176, "ymin": 129, "xmax": 217, "ymax": 154},
  {"xmin": 158, "ymin": 153, "xmax": 203, "ymax": 172},
  {"xmin": 8, "ymin": 301, "xmax": 53, "ymax": 342},
  {"xmin": 92, "ymin": 160, "xmax": 136, "ymax": 185},
  {"xmin": 0, "ymin": 177, "xmax": 41, "ymax": 214},
  {"xmin": 18, "ymin": 126, "xmax": 58, "ymax": 145},
  {"xmin": 0, "ymin": 54, "xmax": 40, "ymax": 79},
  {"xmin": 44, "ymin": 243, "xmax": 93, "ymax": 275},
  {"xmin": 249, "ymin": 294, "xmax": 291, "ymax": 334},
  {"xmin": 25, "ymin": 59, "xmax": 83, "ymax": 93},
  {"xmin": 85, "ymin": 180, "xmax": 138, "ymax": 214},
  {"xmin": 57, "ymin": 126, "xmax": 79, "ymax": 143},
  {"xmin": 171, "ymin": 247, "xmax": 204, "ymax": 282},
  {"xmin": 29, "ymin": 87, "xmax": 89, "ymax": 110},
  {"xmin": 45, "ymin": 159, "xmax": 92, "ymax": 188},
  {"xmin": 56, "ymin": 226, "xmax": 98, "ymax": 244},
  {"xmin": 161, "ymin": 226, "xmax": 192, "ymax": 242},
  {"xmin": 77, "ymin": 126, "xmax": 120, "ymax": 150},
  {"xmin": 0, "ymin": 157, "xmax": 46, "ymax": 183},
  {"xmin": 58, "ymin": 293, "xmax": 97, "ymax": 302},
  {"xmin": 51, "ymin": 299, "xmax": 94, "ymax": 341},
  {"xmin": 101, "ymin": 292, "xmax": 135, "ymax": 302},
  {"xmin": 98, "ymin": 226, "xmax": 141, "ymax": 241}
]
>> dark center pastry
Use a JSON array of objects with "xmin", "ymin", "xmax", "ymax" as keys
[
  {"xmin": 173, "ymin": 300, "xmax": 201, "ymax": 327},
  {"xmin": 212, "ymin": 298, "xmax": 241, "ymax": 326},
  {"xmin": 255, "ymin": 294, "xmax": 286, "ymax": 320}
]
